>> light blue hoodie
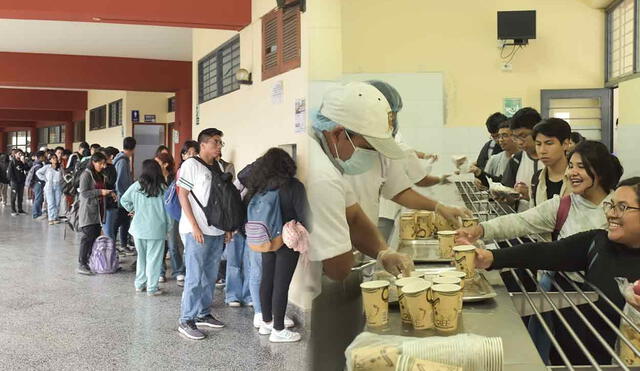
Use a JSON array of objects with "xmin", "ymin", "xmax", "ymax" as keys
[{"xmin": 119, "ymin": 181, "xmax": 171, "ymax": 240}]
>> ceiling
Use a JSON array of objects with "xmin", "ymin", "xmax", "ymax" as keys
[{"xmin": 0, "ymin": 19, "xmax": 193, "ymax": 61}]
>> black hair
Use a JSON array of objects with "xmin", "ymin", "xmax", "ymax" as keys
[
  {"xmin": 532, "ymin": 118, "xmax": 572, "ymax": 142},
  {"xmin": 54, "ymin": 146, "xmax": 65, "ymax": 152},
  {"xmin": 123, "ymin": 137, "xmax": 137, "ymax": 151},
  {"xmin": 79, "ymin": 142, "xmax": 89, "ymax": 150},
  {"xmin": 498, "ymin": 120, "xmax": 512, "ymax": 130},
  {"xmin": 617, "ymin": 177, "xmax": 640, "ymax": 205},
  {"xmin": 104, "ymin": 146, "xmax": 119, "ymax": 159},
  {"xmin": 570, "ymin": 132, "xmax": 585, "ymax": 144},
  {"xmin": 88, "ymin": 152, "xmax": 107, "ymax": 181},
  {"xmin": 568, "ymin": 140, "xmax": 623, "ymax": 193},
  {"xmin": 138, "ymin": 159, "xmax": 165, "ymax": 198},
  {"xmin": 510, "ymin": 107, "xmax": 542, "ymax": 131},
  {"xmin": 485, "ymin": 112, "xmax": 508, "ymax": 134},
  {"xmin": 181, "ymin": 140, "xmax": 199, "ymax": 155},
  {"xmin": 90, "ymin": 143, "xmax": 101, "ymax": 150},
  {"xmin": 245, "ymin": 148, "xmax": 296, "ymax": 203},
  {"xmin": 63, "ymin": 149, "xmax": 72, "ymax": 156},
  {"xmin": 155, "ymin": 145, "xmax": 170, "ymax": 156},
  {"xmin": 35, "ymin": 151, "xmax": 45, "ymax": 159},
  {"xmin": 48, "ymin": 153, "xmax": 60, "ymax": 170},
  {"xmin": 197, "ymin": 128, "xmax": 223, "ymax": 144}
]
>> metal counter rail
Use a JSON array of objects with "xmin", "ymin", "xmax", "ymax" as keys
[{"xmin": 454, "ymin": 180, "xmax": 640, "ymax": 371}]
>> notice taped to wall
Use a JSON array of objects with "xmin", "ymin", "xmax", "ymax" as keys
[
  {"xmin": 294, "ymin": 98, "xmax": 306, "ymax": 134},
  {"xmin": 272, "ymin": 81, "xmax": 284, "ymax": 105}
]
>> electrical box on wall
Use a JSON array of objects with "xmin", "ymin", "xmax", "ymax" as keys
[{"xmin": 500, "ymin": 62, "xmax": 512, "ymax": 72}]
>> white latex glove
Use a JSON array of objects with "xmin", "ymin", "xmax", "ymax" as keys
[
  {"xmin": 436, "ymin": 203, "xmax": 473, "ymax": 229},
  {"xmin": 377, "ymin": 249, "xmax": 414, "ymax": 277}
]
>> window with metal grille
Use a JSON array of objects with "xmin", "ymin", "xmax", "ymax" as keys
[
  {"xmin": 262, "ymin": 7, "xmax": 301, "ymax": 81},
  {"xmin": 74, "ymin": 120, "xmax": 85, "ymax": 142},
  {"xmin": 89, "ymin": 105, "xmax": 107, "ymax": 131},
  {"xmin": 198, "ymin": 35, "xmax": 240, "ymax": 104},
  {"xmin": 48, "ymin": 125, "xmax": 60, "ymax": 144},
  {"xmin": 7, "ymin": 130, "xmax": 30, "ymax": 153},
  {"xmin": 606, "ymin": 0, "xmax": 636, "ymax": 82},
  {"xmin": 108, "ymin": 99, "xmax": 123, "ymax": 127}
]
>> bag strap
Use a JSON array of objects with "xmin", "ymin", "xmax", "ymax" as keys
[{"xmin": 552, "ymin": 195, "xmax": 571, "ymax": 241}]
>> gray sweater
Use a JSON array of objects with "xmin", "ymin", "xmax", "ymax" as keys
[{"xmin": 78, "ymin": 169, "xmax": 103, "ymax": 228}]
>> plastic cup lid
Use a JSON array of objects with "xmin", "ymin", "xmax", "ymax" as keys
[
  {"xmin": 395, "ymin": 277, "xmax": 425, "ymax": 287},
  {"xmin": 401, "ymin": 281, "xmax": 431, "ymax": 294},
  {"xmin": 432, "ymin": 283, "xmax": 462, "ymax": 293},
  {"xmin": 437, "ymin": 230, "xmax": 456, "ymax": 236},
  {"xmin": 439, "ymin": 270, "xmax": 467, "ymax": 279},
  {"xmin": 360, "ymin": 280, "xmax": 390, "ymax": 290},
  {"xmin": 453, "ymin": 244, "xmax": 476, "ymax": 252},
  {"xmin": 432, "ymin": 276, "xmax": 461, "ymax": 285}
]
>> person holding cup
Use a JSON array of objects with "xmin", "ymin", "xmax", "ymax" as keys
[{"xmin": 473, "ymin": 177, "xmax": 640, "ymax": 366}]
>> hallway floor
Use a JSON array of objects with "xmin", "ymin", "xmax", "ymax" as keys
[{"xmin": 0, "ymin": 203, "xmax": 307, "ymax": 370}]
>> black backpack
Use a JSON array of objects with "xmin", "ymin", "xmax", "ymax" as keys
[
  {"xmin": 63, "ymin": 158, "xmax": 89, "ymax": 197},
  {"xmin": 189, "ymin": 157, "xmax": 245, "ymax": 232}
]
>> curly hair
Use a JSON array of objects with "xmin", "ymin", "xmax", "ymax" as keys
[{"xmin": 245, "ymin": 148, "xmax": 296, "ymax": 203}]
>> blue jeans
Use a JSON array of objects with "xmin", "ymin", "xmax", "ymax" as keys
[
  {"xmin": 32, "ymin": 182, "xmax": 44, "ymax": 218},
  {"xmin": 43, "ymin": 184, "xmax": 62, "ymax": 221},
  {"xmin": 103, "ymin": 208, "xmax": 119, "ymax": 242},
  {"xmin": 225, "ymin": 233, "xmax": 252, "ymax": 304},
  {"xmin": 179, "ymin": 233, "xmax": 224, "ymax": 323},
  {"xmin": 527, "ymin": 272, "xmax": 554, "ymax": 364},
  {"xmin": 248, "ymin": 247, "xmax": 262, "ymax": 314},
  {"xmin": 161, "ymin": 220, "xmax": 185, "ymax": 278}
]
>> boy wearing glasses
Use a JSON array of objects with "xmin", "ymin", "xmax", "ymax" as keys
[
  {"xmin": 471, "ymin": 120, "xmax": 518, "ymax": 187},
  {"xmin": 475, "ymin": 112, "xmax": 506, "ymax": 170}
]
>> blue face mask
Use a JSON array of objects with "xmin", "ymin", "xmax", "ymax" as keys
[{"xmin": 334, "ymin": 131, "xmax": 377, "ymax": 175}]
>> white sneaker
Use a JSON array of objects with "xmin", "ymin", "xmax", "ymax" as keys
[
  {"xmin": 269, "ymin": 328, "xmax": 301, "ymax": 343},
  {"xmin": 227, "ymin": 301, "xmax": 241, "ymax": 307},
  {"xmin": 258, "ymin": 322, "xmax": 273, "ymax": 335},
  {"xmin": 284, "ymin": 315, "xmax": 295, "ymax": 328},
  {"xmin": 253, "ymin": 313, "xmax": 263, "ymax": 329},
  {"xmin": 176, "ymin": 274, "xmax": 185, "ymax": 282}
]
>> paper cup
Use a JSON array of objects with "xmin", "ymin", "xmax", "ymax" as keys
[
  {"xmin": 414, "ymin": 211, "xmax": 434, "ymax": 239},
  {"xmin": 453, "ymin": 245, "xmax": 477, "ymax": 279},
  {"xmin": 395, "ymin": 277, "xmax": 426, "ymax": 324},
  {"xmin": 360, "ymin": 280, "xmax": 390, "ymax": 327},
  {"xmin": 398, "ymin": 271, "xmax": 425, "ymax": 279},
  {"xmin": 461, "ymin": 217, "xmax": 479, "ymax": 228},
  {"xmin": 437, "ymin": 230, "xmax": 456, "ymax": 258},
  {"xmin": 438, "ymin": 270, "xmax": 467, "ymax": 289},
  {"xmin": 433, "ymin": 276, "xmax": 463, "ymax": 312},
  {"xmin": 399, "ymin": 214, "xmax": 416, "ymax": 240},
  {"xmin": 351, "ymin": 345, "xmax": 400, "ymax": 371},
  {"xmin": 431, "ymin": 283, "xmax": 463, "ymax": 333},
  {"xmin": 402, "ymin": 281, "xmax": 434, "ymax": 330}
]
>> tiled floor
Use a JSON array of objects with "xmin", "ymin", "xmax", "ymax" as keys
[{"xmin": 0, "ymin": 204, "xmax": 307, "ymax": 370}]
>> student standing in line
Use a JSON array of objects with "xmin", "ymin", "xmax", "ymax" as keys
[
  {"xmin": 26, "ymin": 151, "xmax": 46, "ymax": 220},
  {"xmin": 77, "ymin": 152, "xmax": 115, "ymax": 275},
  {"xmin": 529, "ymin": 118, "xmax": 572, "ymax": 208},
  {"xmin": 176, "ymin": 128, "xmax": 231, "ymax": 340},
  {"xmin": 114, "ymin": 137, "xmax": 137, "ymax": 254},
  {"xmin": 120, "ymin": 159, "xmax": 171, "ymax": 296},
  {"xmin": 475, "ymin": 112, "xmax": 506, "ymax": 170},
  {"xmin": 100, "ymin": 147, "xmax": 119, "ymax": 245},
  {"xmin": 0, "ymin": 153, "xmax": 9, "ymax": 207},
  {"xmin": 471, "ymin": 120, "xmax": 518, "ymax": 187},
  {"xmin": 215, "ymin": 150, "xmax": 235, "ymax": 290},
  {"xmin": 36, "ymin": 153, "xmax": 64, "ymax": 225},
  {"xmin": 8, "ymin": 149, "xmax": 28, "ymax": 217},
  {"xmin": 248, "ymin": 148, "xmax": 311, "ymax": 343},
  {"xmin": 156, "ymin": 152, "xmax": 185, "ymax": 285},
  {"xmin": 568, "ymin": 132, "xmax": 585, "ymax": 152}
]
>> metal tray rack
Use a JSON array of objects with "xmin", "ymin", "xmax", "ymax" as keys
[{"xmin": 455, "ymin": 180, "xmax": 640, "ymax": 371}]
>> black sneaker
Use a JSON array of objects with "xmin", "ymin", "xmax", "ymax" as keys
[
  {"xmin": 195, "ymin": 314, "xmax": 225, "ymax": 328},
  {"xmin": 76, "ymin": 264, "xmax": 94, "ymax": 275},
  {"xmin": 18, "ymin": 210, "xmax": 27, "ymax": 215},
  {"xmin": 178, "ymin": 320, "xmax": 206, "ymax": 340}
]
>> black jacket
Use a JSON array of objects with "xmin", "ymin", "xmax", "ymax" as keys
[
  {"xmin": 103, "ymin": 164, "xmax": 118, "ymax": 209},
  {"xmin": 8, "ymin": 158, "xmax": 28, "ymax": 186},
  {"xmin": 476, "ymin": 140, "xmax": 503, "ymax": 170},
  {"xmin": 500, "ymin": 151, "xmax": 540, "ymax": 188},
  {"xmin": 491, "ymin": 229, "xmax": 640, "ymax": 365},
  {"xmin": 0, "ymin": 155, "xmax": 9, "ymax": 184},
  {"xmin": 278, "ymin": 178, "xmax": 311, "ymax": 232}
]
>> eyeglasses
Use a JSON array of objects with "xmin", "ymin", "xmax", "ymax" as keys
[
  {"xmin": 213, "ymin": 139, "xmax": 225, "ymax": 147},
  {"xmin": 602, "ymin": 200, "xmax": 640, "ymax": 215},
  {"xmin": 510, "ymin": 133, "xmax": 531, "ymax": 141},
  {"xmin": 497, "ymin": 134, "xmax": 511, "ymax": 140}
]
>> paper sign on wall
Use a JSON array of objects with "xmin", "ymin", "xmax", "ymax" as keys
[
  {"xmin": 272, "ymin": 81, "xmax": 284, "ymax": 104},
  {"xmin": 196, "ymin": 105, "xmax": 200, "ymax": 126},
  {"xmin": 132, "ymin": 110, "xmax": 140, "ymax": 123},
  {"xmin": 144, "ymin": 114, "xmax": 156, "ymax": 123},
  {"xmin": 503, "ymin": 98, "xmax": 522, "ymax": 117},
  {"xmin": 294, "ymin": 98, "xmax": 306, "ymax": 134},
  {"xmin": 173, "ymin": 129, "xmax": 179, "ymax": 144}
]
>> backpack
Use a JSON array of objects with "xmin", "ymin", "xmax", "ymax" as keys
[
  {"xmin": 190, "ymin": 157, "xmax": 245, "ymax": 232},
  {"xmin": 246, "ymin": 190, "xmax": 283, "ymax": 252},
  {"xmin": 551, "ymin": 195, "xmax": 571, "ymax": 241},
  {"xmin": 164, "ymin": 180, "xmax": 182, "ymax": 222},
  {"xmin": 63, "ymin": 158, "xmax": 89, "ymax": 197},
  {"xmin": 88, "ymin": 236, "xmax": 120, "ymax": 274}
]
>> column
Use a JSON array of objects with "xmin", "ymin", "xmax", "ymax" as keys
[
  {"xmin": 64, "ymin": 121, "xmax": 74, "ymax": 150},
  {"xmin": 174, "ymin": 87, "xmax": 192, "ymax": 156},
  {"xmin": 30, "ymin": 127, "xmax": 38, "ymax": 153},
  {"xmin": 0, "ymin": 131, "xmax": 5, "ymax": 152}
]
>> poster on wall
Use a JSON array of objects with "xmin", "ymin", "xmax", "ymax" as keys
[
  {"xmin": 173, "ymin": 129, "xmax": 179, "ymax": 144},
  {"xmin": 503, "ymin": 98, "xmax": 522, "ymax": 117},
  {"xmin": 196, "ymin": 105, "xmax": 200, "ymax": 126},
  {"xmin": 132, "ymin": 110, "xmax": 140, "ymax": 123},
  {"xmin": 272, "ymin": 81, "xmax": 284, "ymax": 105},
  {"xmin": 294, "ymin": 98, "xmax": 306, "ymax": 134},
  {"xmin": 144, "ymin": 114, "xmax": 156, "ymax": 123}
]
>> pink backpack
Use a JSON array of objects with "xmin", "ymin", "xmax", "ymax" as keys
[{"xmin": 282, "ymin": 220, "xmax": 310, "ymax": 264}]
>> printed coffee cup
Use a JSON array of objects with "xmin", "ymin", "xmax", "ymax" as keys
[
  {"xmin": 360, "ymin": 280, "xmax": 390, "ymax": 327},
  {"xmin": 433, "ymin": 276, "xmax": 463, "ymax": 311},
  {"xmin": 431, "ymin": 283, "xmax": 463, "ymax": 333},
  {"xmin": 400, "ymin": 213, "xmax": 416, "ymax": 240},
  {"xmin": 395, "ymin": 277, "xmax": 425, "ymax": 324},
  {"xmin": 453, "ymin": 244, "xmax": 477, "ymax": 279},
  {"xmin": 438, "ymin": 270, "xmax": 467, "ymax": 289},
  {"xmin": 461, "ymin": 216, "xmax": 479, "ymax": 228},
  {"xmin": 402, "ymin": 280, "xmax": 434, "ymax": 330},
  {"xmin": 414, "ymin": 211, "xmax": 434, "ymax": 239},
  {"xmin": 351, "ymin": 345, "xmax": 400, "ymax": 371},
  {"xmin": 437, "ymin": 231, "xmax": 456, "ymax": 258}
]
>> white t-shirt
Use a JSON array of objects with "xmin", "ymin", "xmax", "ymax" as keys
[
  {"xmin": 515, "ymin": 152, "xmax": 539, "ymax": 211},
  {"xmin": 485, "ymin": 151, "xmax": 512, "ymax": 178},
  {"xmin": 177, "ymin": 157, "xmax": 225, "ymax": 236}
]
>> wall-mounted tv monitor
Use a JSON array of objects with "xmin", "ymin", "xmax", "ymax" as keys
[{"xmin": 498, "ymin": 10, "xmax": 536, "ymax": 41}]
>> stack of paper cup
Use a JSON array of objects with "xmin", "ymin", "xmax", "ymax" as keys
[
  {"xmin": 431, "ymin": 283, "xmax": 463, "ymax": 333},
  {"xmin": 360, "ymin": 280, "xmax": 390, "ymax": 327},
  {"xmin": 401, "ymin": 280, "xmax": 434, "ymax": 330},
  {"xmin": 395, "ymin": 277, "xmax": 427, "ymax": 324}
]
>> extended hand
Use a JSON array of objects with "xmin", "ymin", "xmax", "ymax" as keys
[
  {"xmin": 474, "ymin": 248, "xmax": 494, "ymax": 269},
  {"xmin": 377, "ymin": 249, "xmax": 414, "ymax": 277},
  {"xmin": 438, "ymin": 205, "xmax": 472, "ymax": 229},
  {"xmin": 455, "ymin": 225, "xmax": 483, "ymax": 244}
]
